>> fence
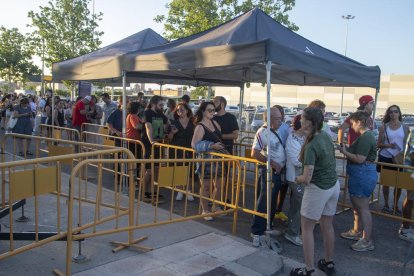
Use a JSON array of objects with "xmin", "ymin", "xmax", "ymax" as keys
[
  {"xmin": 39, "ymin": 124, "xmax": 80, "ymax": 142},
  {"xmin": 0, "ymin": 147, "xmax": 134, "ymax": 262}
]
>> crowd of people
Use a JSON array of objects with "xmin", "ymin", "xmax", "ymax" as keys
[{"xmin": 1, "ymin": 90, "xmax": 413, "ymax": 276}]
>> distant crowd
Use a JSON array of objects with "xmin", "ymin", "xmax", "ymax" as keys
[{"xmin": 1, "ymin": 90, "xmax": 413, "ymax": 276}]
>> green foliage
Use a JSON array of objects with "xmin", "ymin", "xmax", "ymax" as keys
[
  {"xmin": 54, "ymin": 89, "xmax": 70, "ymax": 97},
  {"xmin": 155, "ymin": 0, "xmax": 298, "ymax": 40},
  {"xmin": 28, "ymin": 0, "xmax": 103, "ymax": 68},
  {"xmin": 0, "ymin": 27, "xmax": 41, "ymax": 84},
  {"xmin": 190, "ymin": 86, "xmax": 209, "ymax": 99}
]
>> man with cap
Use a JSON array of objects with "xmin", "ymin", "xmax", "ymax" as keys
[
  {"xmin": 338, "ymin": 95, "xmax": 375, "ymax": 145},
  {"xmin": 101, "ymin": 92, "xmax": 117, "ymax": 125},
  {"xmin": 72, "ymin": 95, "xmax": 91, "ymax": 133}
]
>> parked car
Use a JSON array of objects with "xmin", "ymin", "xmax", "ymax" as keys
[
  {"xmin": 225, "ymin": 105, "xmax": 239, "ymax": 112},
  {"xmin": 251, "ymin": 111, "xmax": 264, "ymax": 131}
]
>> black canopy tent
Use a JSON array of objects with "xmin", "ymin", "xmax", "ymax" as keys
[
  {"xmin": 115, "ymin": 8, "xmax": 381, "ymax": 240},
  {"xmin": 53, "ymin": 8, "xmax": 381, "ymax": 240}
]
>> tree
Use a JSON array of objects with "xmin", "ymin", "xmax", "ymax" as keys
[
  {"xmin": 0, "ymin": 27, "xmax": 41, "ymax": 88},
  {"xmin": 28, "ymin": 0, "xmax": 103, "ymax": 91},
  {"xmin": 155, "ymin": 0, "xmax": 298, "ymax": 40},
  {"xmin": 190, "ymin": 86, "xmax": 210, "ymax": 99}
]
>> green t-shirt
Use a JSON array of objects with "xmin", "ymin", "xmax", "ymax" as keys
[
  {"xmin": 303, "ymin": 131, "xmax": 338, "ymax": 190},
  {"xmin": 347, "ymin": 130, "xmax": 377, "ymax": 162}
]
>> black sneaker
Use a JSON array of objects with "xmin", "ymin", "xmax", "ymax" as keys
[
  {"xmin": 290, "ymin": 267, "xmax": 315, "ymax": 276},
  {"xmin": 317, "ymin": 259, "xmax": 335, "ymax": 276}
]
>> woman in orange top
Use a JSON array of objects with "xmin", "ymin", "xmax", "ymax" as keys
[{"xmin": 126, "ymin": 101, "xmax": 143, "ymax": 159}]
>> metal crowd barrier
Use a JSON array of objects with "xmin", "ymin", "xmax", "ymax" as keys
[
  {"xmin": 80, "ymin": 122, "xmax": 109, "ymax": 135},
  {"xmin": 39, "ymin": 124, "xmax": 80, "ymax": 142},
  {"xmin": 0, "ymin": 148, "xmax": 134, "ymax": 265},
  {"xmin": 63, "ymin": 157, "xmax": 240, "ymax": 275}
]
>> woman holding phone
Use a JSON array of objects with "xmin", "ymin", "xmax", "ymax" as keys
[{"xmin": 168, "ymin": 102, "xmax": 195, "ymax": 201}]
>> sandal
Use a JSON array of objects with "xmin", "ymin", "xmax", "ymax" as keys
[
  {"xmin": 317, "ymin": 259, "xmax": 335, "ymax": 276},
  {"xmin": 290, "ymin": 267, "xmax": 315, "ymax": 276},
  {"xmin": 26, "ymin": 151, "xmax": 33, "ymax": 156}
]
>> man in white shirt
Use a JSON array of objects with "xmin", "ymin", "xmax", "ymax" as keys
[
  {"xmin": 250, "ymin": 107, "xmax": 286, "ymax": 252},
  {"xmin": 101, "ymin": 93, "xmax": 117, "ymax": 125}
]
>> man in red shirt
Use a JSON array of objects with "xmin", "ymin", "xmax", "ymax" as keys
[
  {"xmin": 72, "ymin": 96, "xmax": 92, "ymax": 133},
  {"xmin": 338, "ymin": 95, "xmax": 375, "ymax": 145}
]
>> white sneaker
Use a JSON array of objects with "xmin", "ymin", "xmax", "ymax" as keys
[
  {"xmin": 251, "ymin": 234, "xmax": 262, "ymax": 247},
  {"xmin": 187, "ymin": 194, "xmax": 194, "ymax": 201},
  {"xmin": 399, "ymin": 228, "xmax": 414, "ymax": 242},
  {"xmin": 202, "ymin": 211, "xmax": 214, "ymax": 221},
  {"xmin": 176, "ymin": 192, "xmax": 183, "ymax": 201},
  {"xmin": 284, "ymin": 233, "xmax": 303, "ymax": 246}
]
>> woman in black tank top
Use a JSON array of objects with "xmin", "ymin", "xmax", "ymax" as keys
[{"xmin": 191, "ymin": 102, "xmax": 225, "ymax": 220}]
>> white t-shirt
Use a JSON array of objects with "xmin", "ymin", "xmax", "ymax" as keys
[
  {"xmin": 252, "ymin": 126, "xmax": 286, "ymax": 167},
  {"xmin": 382, "ymin": 125, "xmax": 404, "ymax": 158},
  {"xmin": 285, "ymin": 132, "xmax": 305, "ymax": 182}
]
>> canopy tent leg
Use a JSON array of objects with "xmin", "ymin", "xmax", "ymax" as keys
[
  {"xmin": 111, "ymin": 85, "xmax": 114, "ymax": 101},
  {"xmin": 122, "ymin": 71, "xmax": 127, "ymax": 137},
  {"xmin": 238, "ymin": 84, "xmax": 244, "ymax": 131},
  {"xmin": 265, "ymin": 61, "xmax": 272, "ymax": 236},
  {"xmin": 372, "ymin": 88, "xmax": 379, "ymax": 121}
]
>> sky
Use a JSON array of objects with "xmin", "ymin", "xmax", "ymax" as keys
[{"xmin": 1, "ymin": 0, "xmax": 413, "ymax": 75}]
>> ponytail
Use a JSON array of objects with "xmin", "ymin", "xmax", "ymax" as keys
[{"xmin": 299, "ymin": 108, "xmax": 324, "ymax": 162}]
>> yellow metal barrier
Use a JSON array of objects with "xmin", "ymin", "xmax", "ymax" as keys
[
  {"xmin": 80, "ymin": 122, "xmax": 109, "ymax": 135},
  {"xmin": 63, "ymin": 157, "xmax": 240, "ymax": 275},
  {"xmin": 39, "ymin": 124, "xmax": 80, "ymax": 141},
  {"xmin": 0, "ymin": 147, "xmax": 134, "ymax": 265}
]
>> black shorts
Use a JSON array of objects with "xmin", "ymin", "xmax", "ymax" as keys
[
  {"xmin": 377, "ymin": 154, "xmax": 402, "ymax": 172},
  {"xmin": 144, "ymin": 144, "xmax": 161, "ymax": 170}
]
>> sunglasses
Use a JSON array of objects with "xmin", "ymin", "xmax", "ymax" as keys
[
  {"xmin": 206, "ymin": 108, "xmax": 215, "ymax": 113},
  {"xmin": 389, "ymin": 109, "xmax": 399, "ymax": 114}
]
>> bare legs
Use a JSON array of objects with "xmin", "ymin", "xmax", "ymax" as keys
[
  {"xmin": 350, "ymin": 196, "xmax": 372, "ymax": 241},
  {"xmin": 301, "ymin": 215, "xmax": 335, "ymax": 270},
  {"xmin": 200, "ymin": 177, "xmax": 222, "ymax": 213}
]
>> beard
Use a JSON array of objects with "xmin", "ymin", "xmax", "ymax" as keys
[{"xmin": 215, "ymin": 105, "xmax": 221, "ymax": 112}]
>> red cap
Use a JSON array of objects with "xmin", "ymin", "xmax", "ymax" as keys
[{"xmin": 359, "ymin": 95, "xmax": 374, "ymax": 106}]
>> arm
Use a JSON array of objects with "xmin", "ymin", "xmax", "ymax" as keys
[
  {"xmin": 53, "ymin": 109, "xmax": 58, "ymax": 125},
  {"xmin": 337, "ymin": 121, "xmax": 350, "ymax": 144},
  {"xmin": 222, "ymin": 130, "xmax": 239, "ymax": 140},
  {"xmin": 145, "ymin": 122, "xmax": 154, "ymax": 144},
  {"xmin": 107, "ymin": 123, "xmax": 122, "ymax": 137},
  {"xmin": 341, "ymin": 146, "xmax": 367, "ymax": 163},
  {"xmin": 191, "ymin": 125, "xmax": 204, "ymax": 149},
  {"xmin": 296, "ymin": 165, "xmax": 314, "ymax": 185},
  {"xmin": 377, "ymin": 125, "xmax": 394, "ymax": 149},
  {"xmin": 251, "ymin": 149, "xmax": 282, "ymax": 173}
]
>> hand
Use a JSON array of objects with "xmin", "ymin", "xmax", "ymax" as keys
[
  {"xmin": 170, "ymin": 126, "xmax": 178, "ymax": 134},
  {"xmin": 211, "ymin": 142, "xmax": 224, "ymax": 150},
  {"xmin": 270, "ymin": 160, "xmax": 282, "ymax": 173},
  {"xmin": 295, "ymin": 175, "xmax": 305, "ymax": 184}
]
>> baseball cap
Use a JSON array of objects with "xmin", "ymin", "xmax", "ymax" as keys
[
  {"xmin": 359, "ymin": 95, "xmax": 374, "ymax": 106},
  {"xmin": 84, "ymin": 96, "xmax": 92, "ymax": 102}
]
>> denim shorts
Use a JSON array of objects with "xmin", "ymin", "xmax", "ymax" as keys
[{"xmin": 347, "ymin": 163, "xmax": 378, "ymax": 198}]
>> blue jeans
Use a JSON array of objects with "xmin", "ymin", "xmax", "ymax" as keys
[
  {"xmin": 347, "ymin": 163, "xmax": 378, "ymax": 198},
  {"xmin": 251, "ymin": 167, "xmax": 282, "ymax": 235}
]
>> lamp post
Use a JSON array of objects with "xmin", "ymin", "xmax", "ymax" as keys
[{"xmin": 339, "ymin": 14, "xmax": 355, "ymax": 116}]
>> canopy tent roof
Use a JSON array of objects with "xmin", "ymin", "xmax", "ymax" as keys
[
  {"xmin": 52, "ymin": 28, "xmax": 168, "ymax": 82},
  {"xmin": 120, "ymin": 8, "xmax": 380, "ymax": 89}
]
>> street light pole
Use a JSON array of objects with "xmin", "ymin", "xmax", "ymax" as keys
[{"xmin": 339, "ymin": 14, "xmax": 355, "ymax": 116}]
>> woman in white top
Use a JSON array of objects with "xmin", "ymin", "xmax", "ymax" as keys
[
  {"xmin": 284, "ymin": 114, "xmax": 307, "ymax": 246},
  {"xmin": 377, "ymin": 105, "xmax": 410, "ymax": 214}
]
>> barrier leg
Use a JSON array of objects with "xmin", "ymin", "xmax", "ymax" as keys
[{"xmin": 15, "ymin": 201, "xmax": 29, "ymax": 222}]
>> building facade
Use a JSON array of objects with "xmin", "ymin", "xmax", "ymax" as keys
[{"xmin": 215, "ymin": 74, "xmax": 414, "ymax": 115}]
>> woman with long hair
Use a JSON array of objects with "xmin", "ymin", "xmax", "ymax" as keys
[
  {"xmin": 168, "ymin": 102, "xmax": 195, "ymax": 201},
  {"xmin": 377, "ymin": 105, "xmax": 409, "ymax": 213},
  {"xmin": 284, "ymin": 114, "xmax": 306, "ymax": 247},
  {"xmin": 339, "ymin": 111, "xmax": 377, "ymax": 252},
  {"xmin": 191, "ymin": 101, "xmax": 225, "ymax": 221},
  {"xmin": 126, "ymin": 101, "xmax": 144, "ymax": 158},
  {"xmin": 291, "ymin": 108, "xmax": 339, "ymax": 276},
  {"xmin": 376, "ymin": 105, "xmax": 413, "ymax": 240},
  {"xmin": 13, "ymin": 98, "xmax": 34, "ymax": 156}
]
